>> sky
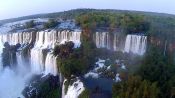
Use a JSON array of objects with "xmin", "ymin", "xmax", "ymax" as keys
[{"xmin": 0, "ymin": 0, "xmax": 175, "ymax": 20}]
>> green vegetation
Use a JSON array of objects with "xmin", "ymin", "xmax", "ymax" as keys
[
  {"xmin": 44, "ymin": 19, "xmax": 58, "ymax": 29},
  {"xmin": 2, "ymin": 9, "xmax": 174, "ymax": 98},
  {"xmin": 137, "ymin": 45, "xmax": 175, "ymax": 98},
  {"xmin": 78, "ymin": 89, "xmax": 90, "ymax": 98},
  {"xmin": 53, "ymin": 41, "xmax": 95, "ymax": 79},
  {"xmin": 80, "ymin": 28, "xmax": 96, "ymax": 67},
  {"xmin": 112, "ymin": 44, "xmax": 175, "ymax": 98},
  {"xmin": 25, "ymin": 20, "xmax": 35, "ymax": 28},
  {"xmin": 38, "ymin": 83, "xmax": 61, "ymax": 98},
  {"xmin": 22, "ymin": 75, "xmax": 61, "ymax": 98},
  {"xmin": 69, "ymin": 9, "xmax": 175, "ymax": 98},
  {"xmin": 2, "ymin": 42, "xmax": 20, "ymax": 67},
  {"xmin": 76, "ymin": 12, "xmax": 150, "ymax": 33},
  {"xmin": 112, "ymin": 75, "xmax": 159, "ymax": 98}
]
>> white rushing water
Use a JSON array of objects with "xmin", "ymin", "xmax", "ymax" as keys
[
  {"xmin": 0, "ymin": 29, "xmax": 81, "ymax": 98},
  {"xmin": 0, "ymin": 40, "xmax": 31, "ymax": 98},
  {"xmin": 45, "ymin": 53, "xmax": 58, "ymax": 76},
  {"xmin": 94, "ymin": 32, "xmax": 147, "ymax": 55},
  {"xmin": 30, "ymin": 30, "xmax": 81, "ymax": 74},
  {"xmin": 0, "ymin": 30, "xmax": 81, "ymax": 75},
  {"xmin": 0, "ymin": 32, "xmax": 33, "ymax": 45},
  {"xmin": 94, "ymin": 32, "xmax": 123, "ymax": 50},
  {"xmin": 0, "ymin": 29, "xmax": 147, "ymax": 97},
  {"xmin": 124, "ymin": 34, "xmax": 147, "ymax": 55},
  {"xmin": 95, "ymin": 32, "xmax": 111, "ymax": 49},
  {"xmin": 63, "ymin": 79, "xmax": 85, "ymax": 98}
]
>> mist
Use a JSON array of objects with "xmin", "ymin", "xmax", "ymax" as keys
[{"xmin": 0, "ymin": 41, "xmax": 32, "ymax": 98}]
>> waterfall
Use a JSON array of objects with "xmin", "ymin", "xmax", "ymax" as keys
[
  {"xmin": 0, "ymin": 41, "xmax": 4, "ymax": 71},
  {"xmin": 30, "ymin": 49, "xmax": 45, "ymax": 74},
  {"xmin": 0, "ymin": 36, "xmax": 31, "ymax": 98},
  {"xmin": 94, "ymin": 32, "xmax": 125, "ymax": 51},
  {"xmin": 95, "ymin": 32, "xmax": 110, "ymax": 49},
  {"xmin": 45, "ymin": 53, "xmax": 58, "ymax": 76},
  {"xmin": 29, "ymin": 30, "xmax": 81, "ymax": 75},
  {"xmin": 94, "ymin": 32, "xmax": 147, "ymax": 55},
  {"xmin": 0, "ymin": 32, "xmax": 33, "ymax": 45},
  {"xmin": 0, "ymin": 27, "xmax": 81, "ymax": 97},
  {"xmin": 57, "ymin": 30, "xmax": 81, "ymax": 48},
  {"xmin": 0, "ymin": 30, "xmax": 81, "ymax": 76},
  {"xmin": 124, "ymin": 34, "xmax": 147, "ymax": 55},
  {"xmin": 30, "ymin": 31, "xmax": 46, "ymax": 74}
]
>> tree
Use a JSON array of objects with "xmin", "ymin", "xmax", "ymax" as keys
[
  {"xmin": 112, "ymin": 75, "xmax": 159, "ymax": 98},
  {"xmin": 25, "ymin": 20, "xmax": 35, "ymax": 28},
  {"xmin": 54, "ymin": 42, "xmax": 90, "ymax": 79},
  {"xmin": 44, "ymin": 19, "xmax": 58, "ymax": 29},
  {"xmin": 137, "ymin": 45, "xmax": 175, "ymax": 98}
]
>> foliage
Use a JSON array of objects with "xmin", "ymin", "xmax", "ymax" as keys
[
  {"xmin": 53, "ymin": 41, "xmax": 74, "ymax": 58},
  {"xmin": 76, "ymin": 12, "xmax": 150, "ymax": 33},
  {"xmin": 54, "ymin": 41, "xmax": 92, "ymax": 78},
  {"xmin": 25, "ymin": 20, "xmax": 35, "ymax": 28},
  {"xmin": 22, "ymin": 75, "xmax": 61, "ymax": 98},
  {"xmin": 112, "ymin": 75, "xmax": 159, "ymax": 98},
  {"xmin": 44, "ymin": 19, "xmax": 58, "ymax": 29},
  {"xmin": 80, "ymin": 36, "xmax": 96, "ymax": 67},
  {"xmin": 78, "ymin": 89, "xmax": 90, "ymax": 98},
  {"xmin": 58, "ymin": 56, "xmax": 87, "ymax": 78},
  {"xmin": 137, "ymin": 45, "xmax": 175, "ymax": 98},
  {"xmin": 2, "ymin": 42, "xmax": 20, "ymax": 67}
]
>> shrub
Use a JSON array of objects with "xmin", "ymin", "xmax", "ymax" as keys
[
  {"xmin": 78, "ymin": 89, "xmax": 90, "ymax": 98},
  {"xmin": 25, "ymin": 20, "xmax": 35, "ymax": 28},
  {"xmin": 54, "ymin": 41, "xmax": 89, "ymax": 78},
  {"xmin": 112, "ymin": 75, "xmax": 159, "ymax": 98},
  {"xmin": 44, "ymin": 19, "xmax": 58, "ymax": 29}
]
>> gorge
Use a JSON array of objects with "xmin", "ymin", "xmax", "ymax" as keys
[
  {"xmin": 0, "ymin": 28, "xmax": 147, "ymax": 98},
  {"xmin": 0, "ymin": 9, "xmax": 175, "ymax": 98}
]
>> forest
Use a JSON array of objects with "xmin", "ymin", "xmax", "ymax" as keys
[
  {"xmin": 1, "ymin": 9, "xmax": 175, "ymax": 98},
  {"xmin": 47, "ymin": 9, "xmax": 175, "ymax": 98}
]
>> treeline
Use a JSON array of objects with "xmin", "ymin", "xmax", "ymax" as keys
[
  {"xmin": 76, "ymin": 12, "xmax": 150, "ymax": 34},
  {"xmin": 112, "ymin": 45, "xmax": 175, "ymax": 98},
  {"xmin": 24, "ymin": 19, "xmax": 58, "ymax": 29}
]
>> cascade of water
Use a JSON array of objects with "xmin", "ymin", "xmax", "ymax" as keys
[
  {"xmin": 94, "ymin": 32, "xmax": 124, "ymax": 51},
  {"xmin": 0, "ymin": 40, "xmax": 3, "ymax": 71},
  {"xmin": 0, "ymin": 29, "xmax": 81, "ymax": 98},
  {"xmin": 0, "ymin": 30, "xmax": 81, "ymax": 75},
  {"xmin": 113, "ymin": 33, "xmax": 117, "ymax": 51},
  {"xmin": 45, "ymin": 53, "xmax": 58, "ymax": 76},
  {"xmin": 30, "ymin": 31, "xmax": 45, "ymax": 74},
  {"xmin": 30, "ymin": 30, "xmax": 81, "ymax": 75},
  {"xmin": 95, "ymin": 32, "xmax": 109, "ymax": 48},
  {"xmin": 124, "ymin": 34, "xmax": 147, "ymax": 55},
  {"xmin": 30, "ymin": 49, "xmax": 45, "ymax": 74},
  {"xmin": 94, "ymin": 32, "xmax": 147, "ymax": 55},
  {"xmin": 0, "ymin": 33, "xmax": 31, "ymax": 98},
  {"xmin": 57, "ymin": 30, "xmax": 81, "ymax": 47},
  {"xmin": 0, "ymin": 32, "xmax": 33, "ymax": 45},
  {"xmin": 43, "ymin": 30, "xmax": 57, "ymax": 49},
  {"xmin": 16, "ymin": 52, "xmax": 28, "ymax": 74}
]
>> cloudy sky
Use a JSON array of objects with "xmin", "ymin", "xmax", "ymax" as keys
[{"xmin": 0, "ymin": 0, "xmax": 174, "ymax": 20}]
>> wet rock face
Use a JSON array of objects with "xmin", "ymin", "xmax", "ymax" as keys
[
  {"xmin": 2, "ymin": 42, "xmax": 21, "ymax": 67},
  {"xmin": 22, "ymin": 74, "xmax": 61, "ymax": 98}
]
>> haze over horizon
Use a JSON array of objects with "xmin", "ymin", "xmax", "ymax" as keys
[{"xmin": 0, "ymin": 0, "xmax": 175, "ymax": 20}]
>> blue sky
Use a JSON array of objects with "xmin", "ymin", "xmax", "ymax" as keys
[{"xmin": 0, "ymin": 0, "xmax": 175, "ymax": 20}]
